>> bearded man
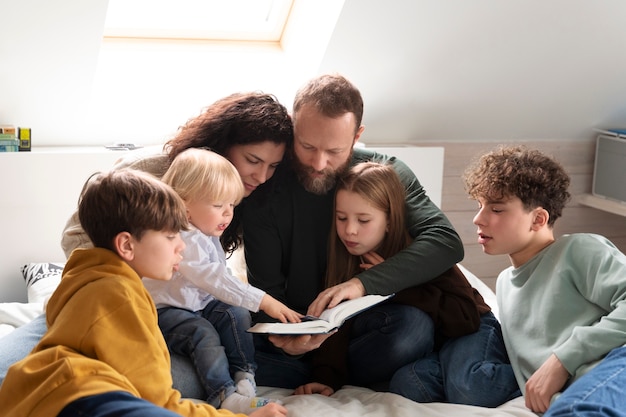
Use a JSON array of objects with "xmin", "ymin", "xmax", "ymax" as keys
[{"xmin": 243, "ymin": 73, "xmax": 464, "ymax": 391}]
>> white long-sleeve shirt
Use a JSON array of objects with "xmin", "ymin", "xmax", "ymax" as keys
[
  {"xmin": 497, "ymin": 233, "xmax": 626, "ymax": 394},
  {"xmin": 143, "ymin": 227, "xmax": 265, "ymax": 313}
]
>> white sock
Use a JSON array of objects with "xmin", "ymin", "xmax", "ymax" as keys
[
  {"xmin": 234, "ymin": 371, "xmax": 257, "ymax": 397},
  {"xmin": 221, "ymin": 392, "xmax": 274, "ymax": 414}
]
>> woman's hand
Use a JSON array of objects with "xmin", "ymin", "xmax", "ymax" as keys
[
  {"xmin": 307, "ymin": 278, "xmax": 366, "ymax": 317},
  {"xmin": 293, "ymin": 382, "xmax": 335, "ymax": 396},
  {"xmin": 260, "ymin": 294, "xmax": 303, "ymax": 323},
  {"xmin": 359, "ymin": 251, "xmax": 384, "ymax": 270}
]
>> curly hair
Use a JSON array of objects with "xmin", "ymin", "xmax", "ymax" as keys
[
  {"xmin": 164, "ymin": 92, "xmax": 293, "ymax": 255},
  {"xmin": 165, "ymin": 92, "xmax": 293, "ymax": 160},
  {"xmin": 462, "ymin": 145, "xmax": 571, "ymax": 226}
]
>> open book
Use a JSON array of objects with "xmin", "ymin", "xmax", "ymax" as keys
[{"xmin": 247, "ymin": 294, "xmax": 394, "ymax": 335}]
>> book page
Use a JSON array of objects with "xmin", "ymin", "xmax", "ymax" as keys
[
  {"xmin": 247, "ymin": 294, "xmax": 393, "ymax": 335},
  {"xmin": 247, "ymin": 319, "xmax": 334, "ymax": 335},
  {"xmin": 318, "ymin": 294, "xmax": 392, "ymax": 325}
]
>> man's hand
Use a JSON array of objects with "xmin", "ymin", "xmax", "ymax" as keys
[
  {"xmin": 268, "ymin": 332, "xmax": 335, "ymax": 356},
  {"xmin": 525, "ymin": 353, "xmax": 570, "ymax": 413},
  {"xmin": 293, "ymin": 382, "xmax": 335, "ymax": 396},
  {"xmin": 307, "ymin": 278, "xmax": 366, "ymax": 317}
]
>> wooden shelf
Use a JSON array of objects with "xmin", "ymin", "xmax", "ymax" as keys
[{"xmin": 579, "ymin": 194, "xmax": 626, "ymax": 217}]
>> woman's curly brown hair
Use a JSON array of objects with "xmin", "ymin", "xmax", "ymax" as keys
[
  {"xmin": 164, "ymin": 92, "xmax": 293, "ymax": 255},
  {"xmin": 165, "ymin": 92, "xmax": 292, "ymax": 161}
]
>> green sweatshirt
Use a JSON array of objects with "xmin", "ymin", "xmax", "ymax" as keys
[
  {"xmin": 243, "ymin": 147, "xmax": 464, "ymax": 315},
  {"xmin": 497, "ymin": 233, "xmax": 626, "ymax": 394}
]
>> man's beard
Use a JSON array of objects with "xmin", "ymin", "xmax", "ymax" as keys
[{"xmin": 293, "ymin": 156, "xmax": 351, "ymax": 195}]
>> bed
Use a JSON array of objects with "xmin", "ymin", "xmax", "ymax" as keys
[
  {"xmin": 0, "ymin": 261, "xmax": 536, "ymax": 417},
  {"xmin": 0, "ymin": 146, "xmax": 536, "ymax": 415}
]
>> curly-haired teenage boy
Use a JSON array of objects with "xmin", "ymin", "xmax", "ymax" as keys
[
  {"xmin": 463, "ymin": 145, "xmax": 626, "ymax": 416},
  {"xmin": 0, "ymin": 169, "xmax": 287, "ymax": 417}
]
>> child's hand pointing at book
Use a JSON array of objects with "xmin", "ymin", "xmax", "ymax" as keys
[{"xmin": 249, "ymin": 294, "xmax": 393, "ymax": 336}]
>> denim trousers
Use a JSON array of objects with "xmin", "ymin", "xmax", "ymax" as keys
[
  {"xmin": 58, "ymin": 391, "xmax": 182, "ymax": 417},
  {"xmin": 0, "ymin": 314, "xmax": 46, "ymax": 384},
  {"xmin": 389, "ymin": 311, "xmax": 521, "ymax": 407},
  {"xmin": 544, "ymin": 346, "xmax": 626, "ymax": 417},
  {"xmin": 254, "ymin": 303, "xmax": 435, "ymax": 389},
  {"xmin": 157, "ymin": 300, "xmax": 255, "ymax": 406}
]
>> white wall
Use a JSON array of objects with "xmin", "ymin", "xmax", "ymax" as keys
[
  {"xmin": 0, "ymin": 0, "xmax": 108, "ymax": 143},
  {"xmin": 0, "ymin": 149, "xmax": 129, "ymax": 302},
  {"xmin": 0, "ymin": 0, "xmax": 343, "ymax": 147},
  {"xmin": 323, "ymin": 0, "xmax": 626, "ymax": 143},
  {"xmin": 4, "ymin": 1, "xmax": 626, "ymax": 147},
  {"xmin": 368, "ymin": 146, "xmax": 443, "ymax": 208}
]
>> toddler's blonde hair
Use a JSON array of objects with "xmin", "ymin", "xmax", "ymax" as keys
[{"xmin": 162, "ymin": 148, "xmax": 244, "ymax": 205}]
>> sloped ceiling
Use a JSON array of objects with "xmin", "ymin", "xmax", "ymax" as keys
[
  {"xmin": 319, "ymin": 0, "xmax": 626, "ymax": 143},
  {"xmin": 3, "ymin": 0, "xmax": 626, "ymax": 146}
]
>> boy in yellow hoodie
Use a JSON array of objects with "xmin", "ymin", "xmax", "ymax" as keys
[{"xmin": 0, "ymin": 169, "xmax": 287, "ymax": 417}]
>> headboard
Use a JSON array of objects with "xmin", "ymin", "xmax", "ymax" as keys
[{"xmin": 367, "ymin": 146, "xmax": 443, "ymax": 208}]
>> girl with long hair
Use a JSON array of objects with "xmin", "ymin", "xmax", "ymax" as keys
[{"xmin": 295, "ymin": 162, "xmax": 520, "ymax": 407}]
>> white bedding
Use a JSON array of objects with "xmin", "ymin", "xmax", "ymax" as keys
[
  {"xmin": 0, "ymin": 302, "xmax": 43, "ymax": 339},
  {"xmin": 259, "ymin": 386, "xmax": 533, "ymax": 417},
  {"xmin": 0, "ymin": 264, "xmax": 537, "ymax": 416}
]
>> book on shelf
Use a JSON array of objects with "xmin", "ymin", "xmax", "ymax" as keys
[
  {"xmin": 0, "ymin": 138, "xmax": 19, "ymax": 152},
  {"xmin": 247, "ymin": 294, "xmax": 394, "ymax": 335},
  {"xmin": 594, "ymin": 128, "xmax": 626, "ymax": 138}
]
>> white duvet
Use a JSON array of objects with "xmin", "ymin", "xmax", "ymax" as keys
[
  {"xmin": 253, "ymin": 264, "xmax": 537, "ymax": 417},
  {"xmin": 258, "ymin": 385, "xmax": 534, "ymax": 417},
  {"xmin": 0, "ymin": 265, "xmax": 537, "ymax": 416},
  {"xmin": 0, "ymin": 301, "xmax": 43, "ymax": 339}
]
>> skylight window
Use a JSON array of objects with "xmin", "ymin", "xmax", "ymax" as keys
[{"xmin": 104, "ymin": 0, "xmax": 294, "ymax": 42}]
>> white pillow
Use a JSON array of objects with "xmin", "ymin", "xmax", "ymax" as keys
[{"xmin": 21, "ymin": 263, "xmax": 64, "ymax": 304}]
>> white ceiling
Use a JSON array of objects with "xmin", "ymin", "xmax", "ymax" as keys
[
  {"xmin": 321, "ymin": 0, "xmax": 626, "ymax": 143},
  {"xmin": 2, "ymin": 0, "xmax": 626, "ymax": 146}
]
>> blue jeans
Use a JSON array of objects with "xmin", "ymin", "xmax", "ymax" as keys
[
  {"xmin": 0, "ymin": 314, "xmax": 46, "ymax": 384},
  {"xmin": 545, "ymin": 346, "xmax": 626, "ymax": 417},
  {"xmin": 389, "ymin": 312, "xmax": 521, "ymax": 407},
  {"xmin": 157, "ymin": 300, "xmax": 255, "ymax": 406},
  {"xmin": 58, "ymin": 391, "xmax": 182, "ymax": 417},
  {"xmin": 254, "ymin": 303, "xmax": 435, "ymax": 389}
]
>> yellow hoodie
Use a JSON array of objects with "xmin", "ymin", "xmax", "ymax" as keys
[{"xmin": 0, "ymin": 248, "xmax": 242, "ymax": 417}]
